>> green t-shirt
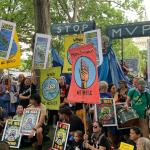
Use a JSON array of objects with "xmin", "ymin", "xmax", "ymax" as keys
[
  {"xmin": 13, "ymin": 114, "xmax": 23, "ymax": 121},
  {"xmin": 128, "ymin": 89, "xmax": 150, "ymax": 118}
]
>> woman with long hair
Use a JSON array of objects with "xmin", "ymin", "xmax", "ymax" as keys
[
  {"xmin": 19, "ymin": 67, "xmax": 37, "ymax": 108},
  {"xmin": 137, "ymin": 137, "xmax": 150, "ymax": 150}
]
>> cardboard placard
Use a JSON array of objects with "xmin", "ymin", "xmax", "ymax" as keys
[
  {"xmin": 84, "ymin": 29, "xmax": 103, "ymax": 66},
  {"xmin": 95, "ymin": 98, "xmax": 117, "ymax": 126},
  {"xmin": 52, "ymin": 122, "xmax": 70, "ymax": 150},
  {"xmin": 2, "ymin": 120, "xmax": 22, "ymax": 148},
  {"xmin": 32, "ymin": 33, "xmax": 51, "ymax": 69},
  {"xmin": 19, "ymin": 108, "xmax": 40, "ymax": 135},
  {"xmin": 40, "ymin": 67, "xmax": 61, "ymax": 110},
  {"xmin": 0, "ymin": 20, "xmax": 16, "ymax": 60},
  {"xmin": 120, "ymin": 142, "xmax": 134, "ymax": 150}
]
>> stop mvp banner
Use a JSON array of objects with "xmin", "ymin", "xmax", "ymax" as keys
[
  {"xmin": 40, "ymin": 67, "xmax": 61, "ymax": 110},
  {"xmin": 62, "ymin": 34, "xmax": 85, "ymax": 73},
  {"xmin": 0, "ymin": 29, "xmax": 21, "ymax": 69}
]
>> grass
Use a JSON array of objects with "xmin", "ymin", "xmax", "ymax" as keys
[{"xmin": 11, "ymin": 125, "xmax": 55, "ymax": 150}]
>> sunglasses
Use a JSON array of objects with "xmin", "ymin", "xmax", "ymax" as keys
[{"xmin": 93, "ymin": 125, "xmax": 98, "ymax": 128}]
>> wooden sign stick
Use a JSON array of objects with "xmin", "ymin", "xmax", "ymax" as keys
[{"xmin": 8, "ymin": 69, "xmax": 12, "ymax": 109}]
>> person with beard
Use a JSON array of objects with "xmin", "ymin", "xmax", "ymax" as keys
[
  {"xmin": 19, "ymin": 67, "xmax": 37, "ymax": 108},
  {"xmin": 124, "ymin": 79, "xmax": 150, "ymax": 138},
  {"xmin": 83, "ymin": 121, "xmax": 108, "ymax": 150}
]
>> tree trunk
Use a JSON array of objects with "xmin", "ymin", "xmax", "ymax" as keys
[
  {"xmin": 72, "ymin": 2, "xmax": 79, "ymax": 22},
  {"xmin": 33, "ymin": 0, "xmax": 50, "ymax": 94}
]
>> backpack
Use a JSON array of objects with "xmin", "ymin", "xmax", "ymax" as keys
[{"xmin": 91, "ymin": 132, "xmax": 113, "ymax": 150}]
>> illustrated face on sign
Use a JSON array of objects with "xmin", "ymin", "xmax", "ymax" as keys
[{"xmin": 101, "ymin": 36, "xmax": 111, "ymax": 55}]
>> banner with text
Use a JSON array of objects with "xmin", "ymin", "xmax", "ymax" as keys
[
  {"xmin": 147, "ymin": 39, "xmax": 150, "ymax": 82},
  {"xmin": 2, "ymin": 120, "xmax": 22, "ymax": 148},
  {"xmin": 0, "ymin": 29, "xmax": 21, "ymax": 69},
  {"xmin": 62, "ymin": 34, "xmax": 85, "ymax": 73},
  {"xmin": 32, "ymin": 33, "xmax": 51, "ymax": 69},
  {"xmin": 0, "ymin": 20, "xmax": 16, "ymax": 60},
  {"xmin": 67, "ymin": 43, "xmax": 100, "ymax": 104},
  {"xmin": 52, "ymin": 122, "xmax": 70, "ymax": 150},
  {"xmin": 40, "ymin": 67, "xmax": 61, "ymax": 110}
]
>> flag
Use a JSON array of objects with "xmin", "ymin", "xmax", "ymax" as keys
[
  {"xmin": 62, "ymin": 34, "xmax": 85, "ymax": 73},
  {"xmin": 0, "ymin": 29, "xmax": 21, "ymax": 69},
  {"xmin": 40, "ymin": 67, "xmax": 61, "ymax": 110},
  {"xmin": 67, "ymin": 43, "xmax": 100, "ymax": 104}
]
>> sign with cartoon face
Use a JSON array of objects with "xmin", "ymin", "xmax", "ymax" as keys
[
  {"xmin": 0, "ymin": 29, "xmax": 21, "ymax": 69},
  {"xmin": 19, "ymin": 108, "xmax": 40, "ymax": 135},
  {"xmin": 67, "ymin": 43, "xmax": 100, "ymax": 104},
  {"xmin": 40, "ymin": 67, "xmax": 61, "ymax": 110},
  {"xmin": 0, "ymin": 20, "xmax": 16, "ymax": 60},
  {"xmin": 62, "ymin": 34, "xmax": 85, "ymax": 73},
  {"xmin": 52, "ymin": 122, "xmax": 70, "ymax": 150},
  {"xmin": 32, "ymin": 33, "xmax": 51, "ymax": 69},
  {"xmin": 95, "ymin": 98, "xmax": 117, "ymax": 126},
  {"xmin": 2, "ymin": 120, "xmax": 22, "ymax": 148}
]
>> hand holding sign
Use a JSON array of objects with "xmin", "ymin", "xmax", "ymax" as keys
[{"xmin": 79, "ymin": 59, "xmax": 89, "ymax": 89}]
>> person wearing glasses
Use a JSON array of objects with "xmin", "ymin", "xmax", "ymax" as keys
[
  {"xmin": 83, "ymin": 121, "xmax": 108, "ymax": 150},
  {"xmin": 136, "ymin": 137, "xmax": 150, "ymax": 150},
  {"xmin": 118, "ymin": 126, "xmax": 143, "ymax": 150}
]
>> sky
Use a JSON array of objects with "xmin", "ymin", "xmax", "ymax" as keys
[{"xmin": 127, "ymin": 0, "xmax": 150, "ymax": 21}]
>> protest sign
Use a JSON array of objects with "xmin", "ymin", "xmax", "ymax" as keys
[
  {"xmin": 2, "ymin": 120, "xmax": 22, "ymax": 148},
  {"xmin": 0, "ymin": 29, "xmax": 21, "ymax": 69},
  {"xmin": 40, "ymin": 67, "xmax": 61, "ymax": 110},
  {"xmin": 95, "ymin": 98, "xmax": 117, "ymax": 126},
  {"xmin": 120, "ymin": 142, "xmax": 134, "ymax": 150},
  {"xmin": 67, "ymin": 43, "xmax": 100, "ymax": 104},
  {"xmin": 84, "ymin": 29, "xmax": 103, "ymax": 66},
  {"xmin": 52, "ymin": 122, "xmax": 70, "ymax": 150},
  {"xmin": 32, "ymin": 33, "xmax": 51, "ymax": 69},
  {"xmin": 62, "ymin": 34, "xmax": 85, "ymax": 73},
  {"xmin": 0, "ymin": 20, "xmax": 16, "ymax": 60},
  {"xmin": 20, "ymin": 108, "xmax": 40, "ymax": 135}
]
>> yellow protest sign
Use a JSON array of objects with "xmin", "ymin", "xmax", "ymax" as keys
[
  {"xmin": 0, "ymin": 29, "xmax": 21, "ymax": 69},
  {"xmin": 120, "ymin": 142, "xmax": 134, "ymax": 150},
  {"xmin": 40, "ymin": 67, "xmax": 61, "ymax": 110},
  {"xmin": 62, "ymin": 34, "xmax": 85, "ymax": 73}
]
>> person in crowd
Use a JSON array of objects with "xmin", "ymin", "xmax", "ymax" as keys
[
  {"xmin": 98, "ymin": 81, "xmax": 114, "ymax": 148},
  {"xmin": 136, "ymin": 137, "xmax": 150, "ymax": 150},
  {"xmin": 120, "ymin": 61, "xmax": 130, "ymax": 75},
  {"xmin": 16, "ymin": 74, "xmax": 25, "ymax": 94},
  {"xmin": 83, "ymin": 121, "xmax": 108, "ymax": 150},
  {"xmin": 0, "ymin": 107, "xmax": 8, "ymax": 132},
  {"xmin": 13, "ymin": 104, "xmax": 23, "ymax": 120},
  {"xmin": 28, "ymin": 94, "xmax": 46, "ymax": 150},
  {"xmin": 117, "ymin": 80, "xmax": 129, "ymax": 102},
  {"xmin": 118, "ymin": 126, "xmax": 143, "ymax": 150},
  {"xmin": 70, "ymin": 130, "xmax": 85, "ymax": 150},
  {"xmin": 143, "ymin": 63, "xmax": 148, "ymax": 81},
  {"xmin": 58, "ymin": 107, "xmax": 84, "ymax": 136},
  {"xmin": 124, "ymin": 79, "xmax": 150, "ymax": 138},
  {"xmin": 19, "ymin": 67, "xmax": 36, "ymax": 108},
  {"xmin": 0, "ymin": 75, "xmax": 17, "ymax": 116}
]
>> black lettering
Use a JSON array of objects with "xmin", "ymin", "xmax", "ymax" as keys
[
  {"xmin": 47, "ymin": 101, "xmax": 58, "ymax": 105},
  {"xmin": 47, "ymin": 73, "xmax": 55, "ymax": 77},
  {"xmin": 73, "ymin": 38, "xmax": 83, "ymax": 42},
  {"xmin": 68, "ymin": 68, "xmax": 72, "ymax": 71},
  {"xmin": 77, "ymin": 90, "xmax": 92, "ymax": 95},
  {"xmin": 1, "ymin": 61, "xmax": 5, "ymax": 64}
]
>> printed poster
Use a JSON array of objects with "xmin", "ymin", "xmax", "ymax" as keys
[
  {"xmin": 84, "ymin": 29, "xmax": 103, "ymax": 66},
  {"xmin": 0, "ymin": 20, "xmax": 16, "ymax": 60},
  {"xmin": 62, "ymin": 34, "xmax": 85, "ymax": 73},
  {"xmin": 95, "ymin": 98, "xmax": 117, "ymax": 126},
  {"xmin": 0, "ymin": 29, "xmax": 21, "ymax": 69},
  {"xmin": 116, "ymin": 103, "xmax": 131, "ymax": 130},
  {"xmin": 67, "ymin": 43, "xmax": 100, "ymax": 104},
  {"xmin": 52, "ymin": 122, "xmax": 70, "ymax": 150},
  {"xmin": 2, "ymin": 120, "xmax": 22, "ymax": 148},
  {"xmin": 32, "ymin": 33, "xmax": 51, "ymax": 69},
  {"xmin": 118, "ymin": 58, "xmax": 138, "ymax": 77},
  {"xmin": 40, "ymin": 67, "xmax": 61, "ymax": 110},
  {"xmin": 147, "ymin": 39, "xmax": 150, "ymax": 82},
  {"xmin": 20, "ymin": 108, "xmax": 40, "ymax": 135}
]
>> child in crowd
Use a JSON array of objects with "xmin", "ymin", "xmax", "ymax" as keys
[
  {"xmin": 70, "ymin": 130, "xmax": 85, "ymax": 150},
  {"xmin": 13, "ymin": 104, "xmax": 24, "ymax": 120}
]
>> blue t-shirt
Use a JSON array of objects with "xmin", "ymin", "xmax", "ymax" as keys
[{"xmin": 100, "ymin": 92, "xmax": 113, "ymax": 98}]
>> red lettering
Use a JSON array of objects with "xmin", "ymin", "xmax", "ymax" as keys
[
  {"xmin": 131, "ymin": 61, "xmax": 135, "ymax": 67},
  {"xmin": 126, "ymin": 61, "xmax": 130, "ymax": 67}
]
